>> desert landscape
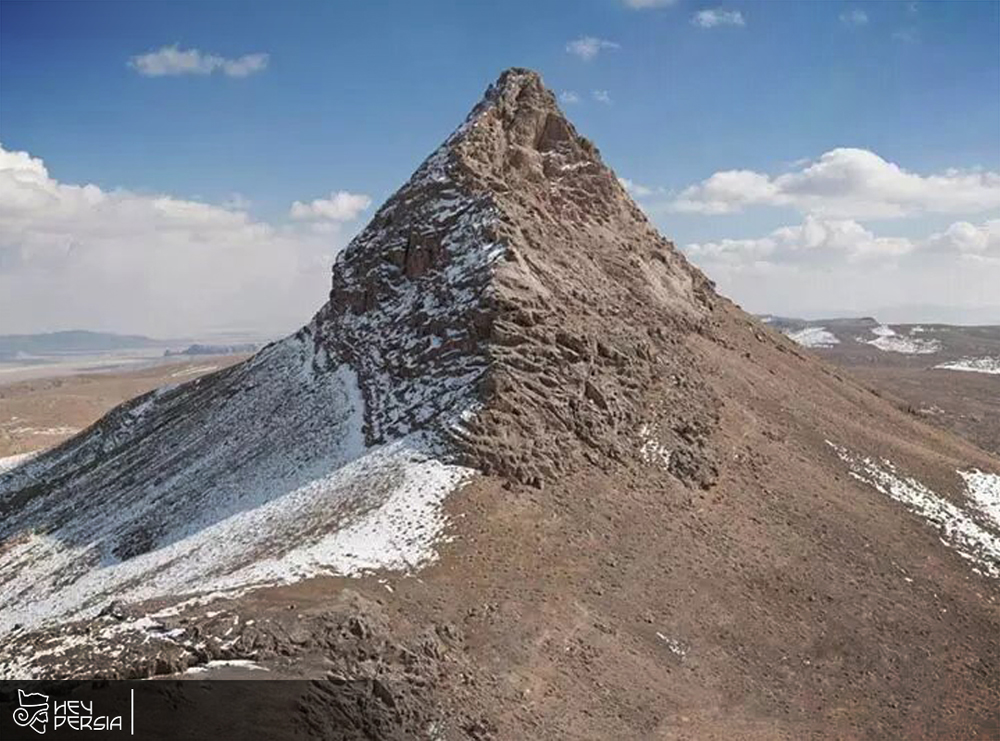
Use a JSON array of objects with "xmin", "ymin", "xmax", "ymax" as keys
[
  {"xmin": 0, "ymin": 355, "xmax": 249, "ymax": 459},
  {"xmin": 2, "ymin": 2, "xmax": 998, "ymax": 739},
  {"xmin": 770, "ymin": 317, "xmax": 1000, "ymax": 456}
]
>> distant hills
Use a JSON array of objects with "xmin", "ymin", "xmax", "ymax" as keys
[
  {"xmin": 761, "ymin": 314, "xmax": 1000, "ymax": 365},
  {"xmin": 0, "ymin": 331, "xmax": 264, "ymax": 362},
  {"xmin": 0, "ymin": 330, "xmax": 166, "ymax": 360},
  {"xmin": 164, "ymin": 343, "xmax": 259, "ymax": 357}
]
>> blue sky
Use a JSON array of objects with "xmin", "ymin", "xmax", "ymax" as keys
[{"xmin": 1, "ymin": 0, "xmax": 998, "ymax": 334}]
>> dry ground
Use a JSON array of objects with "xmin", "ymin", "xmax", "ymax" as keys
[
  {"xmin": 829, "ymin": 364, "xmax": 1000, "ymax": 457},
  {"xmin": 0, "ymin": 355, "xmax": 249, "ymax": 457}
]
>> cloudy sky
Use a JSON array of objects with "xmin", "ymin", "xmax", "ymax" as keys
[{"xmin": 1, "ymin": 0, "xmax": 998, "ymax": 336}]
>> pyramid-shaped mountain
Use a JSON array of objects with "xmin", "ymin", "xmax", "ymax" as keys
[{"xmin": 1, "ymin": 69, "xmax": 997, "ymax": 738}]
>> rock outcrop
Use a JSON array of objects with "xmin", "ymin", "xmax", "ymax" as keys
[{"xmin": 317, "ymin": 68, "xmax": 720, "ymax": 486}]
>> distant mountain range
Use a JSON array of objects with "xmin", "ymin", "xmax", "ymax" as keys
[
  {"xmin": 164, "ymin": 343, "xmax": 259, "ymax": 357},
  {"xmin": 0, "ymin": 332, "xmax": 267, "ymax": 363},
  {"xmin": 0, "ymin": 330, "xmax": 167, "ymax": 360}
]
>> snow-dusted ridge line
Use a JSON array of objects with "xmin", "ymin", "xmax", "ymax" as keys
[
  {"xmin": 318, "ymin": 85, "xmax": 508, "ymax": 445},
  {"xmin": 828, "ymin": 442, "xmax": 1000, "ymax": 578},
  {"xmin": 0, "ymin": 452, "xmax": 37, "ymax": 474}
]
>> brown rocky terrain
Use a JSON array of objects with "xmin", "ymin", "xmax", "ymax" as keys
[
  {"xmin": 851, "ymin": 363, "xmax": 1000, "ymax": 456},
  {"xmin": 1, "ymin": 70, "xmax": 998, "ymax": 740}
]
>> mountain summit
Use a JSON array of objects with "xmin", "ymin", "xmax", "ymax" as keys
[
  {"xmin": 1, "ymin": 69, "xmax": 997, "ymax": 738},
  {"xmin": 317, "ymin": 67, "xmax": 718, "ymax": 487},
  {"xmin": 0, "ymin": 66, "xmax": 718, "ymax": 637}
]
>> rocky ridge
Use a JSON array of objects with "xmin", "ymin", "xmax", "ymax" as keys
[{"xmin": 317, "ymin": 68, "xmax": 721, "ymax": 486}]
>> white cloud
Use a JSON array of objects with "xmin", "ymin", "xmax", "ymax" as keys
[
  {"xmin": 926, "ymin": 219, "xmax": 1000, "ymax": 262},
  {"xmin": 0, "ymin": 143, "xmax": 367, "ymax": 335},
  {"xmin": 691, "ymin": 9, "xmax": 745, "ymax": 28},
  {"xmin": 129, "ymin": 45, "xmax": 269, "ymax": 78},
  {"xmin": 671, "ymin": 148, "xmax": 1000, "ymax": 218},
  {"xmin": 892, "ymin": 27, "xmax": 919, "ymax": 43},
  {"xmin": 686, "ymin": 217, "xmax": 1000, "ymax": 271},
  {"xmin": 559, "ymin": 90, "xmax": 581, "ymax": 105},
  {"xmin": 673, "ymin": 169, "xmax": 777, "ymax": 214},
  {"xmin": 682, "ymin": 217, "xmax": 1000, "ymax": 319},
  {"xmin": 290, "ymin": 191, "xmax": 372, "ymax": 222},
  {"xmin": 686, "ymin": 215, "xmax": 916, "ymax": 266},
  {"xmin": 623, "ymin": 0, "xmax": 679, "ymax": 8},
  {"xmin": 839, "ymin": 9, "xmax": 869, "ymax": 26},
  {"xmin": 591, "ymin": 89, "xmax": 612, "ymax": 104},
  {"xmin": 619, "ymin": 178, "xmax": 653, "ymax": 197},
  {"xmin": 566, "ymin": 36, "xmax": 620, "ymax": 61}
]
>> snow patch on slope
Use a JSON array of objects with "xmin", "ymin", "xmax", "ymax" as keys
[
  {"xmin": 0, "ymin": 452, "xmax": 37, "ymax": 475},
  {"xmin": 638, "ymin": 423, "xmax": 672, "ymax": 469},
  {"xmin": 785, "ymin": 327, "xmax": 840, "ymax": 348},
  {"xmin": 183, "ymin": 660, "xmax": 269, "ymax": 675},
  {"xmin": 934, "ymin": 357, "xmax": 1000, "ymax": 375},
  {"xmin": 828, "ymin": 442, "xmax": 1000, "ymax": 578},
  {"xmin": 0, "ymin": 334, "xmax": 474, "ymax": 641},
  {"xmin": 324, "ymin": 129, "xmax": 505, "ymax": 443},
  {"xmin": 959, "ymin": 470, "xmax": 1000, "ymax": 527},
  {"xmin": 862, "ymin": 325, "xmax": 941, "ymax": 355}
]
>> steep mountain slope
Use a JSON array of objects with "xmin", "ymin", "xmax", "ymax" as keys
[{"xmin": 1, "ymin": 70, "xmax": 998, "ymax": 739}]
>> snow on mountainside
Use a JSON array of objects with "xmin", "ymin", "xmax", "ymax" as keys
[
  {"xmin": 772, "ymin": 316, "xmax": 1000, "ymax": 364},
  {"xmin": 0, "ymin": 93, "xmax": 508, "ymax": 639},
  {"xmin": 0, "ymin": 332, "xmax": 472, "ymax": 637},
  {"xmin": 829, "ymin": 443, "xmax": 1000, "ymax": 579},
  {"xmin": 0, "ymin": 67, "xmax": 720, "ymax": 647},
  {"xmin": 935, "ymin": 357, "xmax": 1000, "ymax": 375},
  {"xmin": 863, "ymin": 325, "xmax": 941, "ymax": 355},
  {"xmin": 0, "ymin": 452, "xmax": 36, "ymax": 474}
]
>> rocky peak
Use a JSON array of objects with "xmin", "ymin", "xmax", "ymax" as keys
[
  {"xmin": 458, "ymin": 67, "xmax": 598, "ymax": 166},
  {"xmin": 314, "ymin": 68, "xmax": 721, "ymax": 487}
]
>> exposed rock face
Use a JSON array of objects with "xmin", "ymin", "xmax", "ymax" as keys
[{"xmin": 317, "ymin": 68, "xmax": 720, "ymax": 486}]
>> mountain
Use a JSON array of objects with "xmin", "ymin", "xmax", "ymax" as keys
[
  {"xmin": 1, "ymin": 70, "xmax": 997, "ymax": 738},
  {"xmin": 0, "ymin": 330, "xmax": 165, "ymax": 359},
  {"xmin": 164, "ymin": 343, "xmax": 259, "ymax": 356}
]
